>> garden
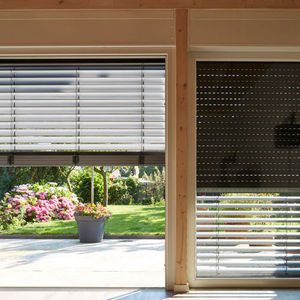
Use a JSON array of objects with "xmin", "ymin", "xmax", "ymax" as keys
[{"xmin": 0, "ymin": 166, "xmax": 165, "ymax": 236}]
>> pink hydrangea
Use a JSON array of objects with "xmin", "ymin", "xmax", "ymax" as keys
[{"xmin": 0, "ymin": 183, "xmax": 78, "ymax": 227}]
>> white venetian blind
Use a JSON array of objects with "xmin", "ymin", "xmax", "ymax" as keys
[
  {"xmin": 0, "ymin": 60, "xmax": 165, "ymax": 166},
  {"xmin": 196, "ymin": 195, "xmax": 300, "ymax": 278}
]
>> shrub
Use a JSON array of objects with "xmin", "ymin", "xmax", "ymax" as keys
[
  {"xmin": 108, "ymin": 180, "xmax": 133, "ymax": 205},
  {"xmin": 71, "ymin": 167, "xmax": 104, "ymax": 204},
  {"xmin": 0, "ymin": 183, "xmax": 78, "ymax": 230},
  {"xmin": 123, "ymin": 177, "xmax": 141, "ymax": 204},
  {"xmin": 139, "ymin": 169, "xmax": 165, "ymax": 205},
  {"xmin": 0, "ymin": 168, "xmax": 12, "ymax": 199}
]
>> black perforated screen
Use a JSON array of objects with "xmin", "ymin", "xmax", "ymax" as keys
[{"xmin": 197, "ymin": 62, "xmax": 300, "ymax": 188}]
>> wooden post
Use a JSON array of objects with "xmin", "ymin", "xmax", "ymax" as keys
[{"xmin": 175, "ymin": 8, "xmax": 189, "ymax": 292}]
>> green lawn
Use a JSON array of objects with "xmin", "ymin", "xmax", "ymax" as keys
[{"xmin": 0, "ymin": 205, "xmax": 165, "ymax": 235}]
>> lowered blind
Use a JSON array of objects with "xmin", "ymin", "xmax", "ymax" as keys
[
  {"xmin": 0, "ymin": 59, "xmax": 165, "ymax": 166},
  {"xmin": 196, "ymin": 62, "xmax": 300, "ymax": 279},
  {"xmin": 197, "ymin": 62, "xmax": 300, "ymax": 189},
  {"xmin": 196, "ymin": 195, "xmax": 300, "ymax": 278}
]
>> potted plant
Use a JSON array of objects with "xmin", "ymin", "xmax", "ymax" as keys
[{"xmin": 75, "ymin": 203, "xmax": 112, "ymax": 243}]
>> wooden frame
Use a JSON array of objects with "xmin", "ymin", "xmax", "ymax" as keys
[
  {"xmin": 1, "ymin": 0, "xmax": 300, "ymax": 9},
  {"xmin": 0, "ymin": 46, "xmax": 177, "ymax": 290},
  {"xmin": 174, "ymin": 9, "xmax": 189, "ymax": 293}
]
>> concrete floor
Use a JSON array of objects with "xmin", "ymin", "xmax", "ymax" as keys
[
  {"xmin": 1, "ymin": 288, "xmax": 300, "ymax": 300},
  {"xmin": 170, "ymin": 290, "xmax": 300, "ymax": 300},
  {"xmin": 0, "ymin": 288, "xmax": 173, "ymax": 300},
  {"xmin": 0, "ymin": 239, "xmax": 165, "ymax": 288},
  {"xmin": 1, "ymin": 239, "xmax": 300, "ymax": 299}
]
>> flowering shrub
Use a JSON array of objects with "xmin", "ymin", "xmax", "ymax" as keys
[
  {"xmin": 75, "ymin": 203, "xmax": 112, "ymax": 219},
  {"xmin": 0, "ymin": 182, "xmax": 78, "ymax": 230}
]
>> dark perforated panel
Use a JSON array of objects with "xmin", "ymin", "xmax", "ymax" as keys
[{"xmin": 197, "ymin": 62, "xmax": 300, "ymax": 188}]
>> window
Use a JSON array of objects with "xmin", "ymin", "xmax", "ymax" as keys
[
  {"xmin": 0, "ymin": 59, "xmax": 165, "ymax": 166},
  {"xmin": 196, "ymin": 62, "xmax": 300, "ymax": 278}
]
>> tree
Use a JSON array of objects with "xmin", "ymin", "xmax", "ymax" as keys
[
  {"xmin": 70, "ymin": 167, "xmax": 104, "ymax": 204},
  {"xmin": 94, "ymin": 166, "xmax": 131, "ymax": 206},
  {"xmin": 94, "ymin": 167, "xmax": 109, "ymax": 206},
  {"xmin": 139, "ymin": 166, "xmax": 164, "ymax": 177},
  {"xmin": 57, "ymin": 167, "xmax": 76, "ymax": 192}
]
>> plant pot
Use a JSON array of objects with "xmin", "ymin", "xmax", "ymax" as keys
[{"xmin": 75, "ymin": 215, "xmax": 106, "ymax": 243}]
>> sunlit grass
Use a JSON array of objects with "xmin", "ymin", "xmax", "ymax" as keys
[{"xmin": 1, "ymin": 205, "xmax": 165, "ymax": 235}]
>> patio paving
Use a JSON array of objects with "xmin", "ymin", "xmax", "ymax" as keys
[
  {"xmin": 1, "ymin": 288, "xmax": 300, "ymax": 300},
  {"xmin": 0, "ymin": 239, "xmax": 165, "ymax": 288}
]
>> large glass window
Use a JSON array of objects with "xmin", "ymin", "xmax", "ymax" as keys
[{"xmin": 196, "ymin": 62, "xmax": 300, "ymax": 278}]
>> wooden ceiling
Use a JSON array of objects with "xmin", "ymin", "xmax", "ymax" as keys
[{"xmin": 0, "ymin": 0, "xmax": 299, "ymax": 10}]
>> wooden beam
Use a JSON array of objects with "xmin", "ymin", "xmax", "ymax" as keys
[
  {"xmin": 0, "ymin": 0, "xmax": 300, "ymax": 10},
  {"xmin": 175, "ymin": 8, "xmax": 188, "ymax": 292}
]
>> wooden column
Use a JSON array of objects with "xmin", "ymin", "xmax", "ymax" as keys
[{"xmin": 175, "ymin": 8, "xmax": 189, "ymax": 292}]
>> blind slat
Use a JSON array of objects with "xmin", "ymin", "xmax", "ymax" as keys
[{"xmin": 196, "ymin": 195, "xmax": 300, "ymax": 279}]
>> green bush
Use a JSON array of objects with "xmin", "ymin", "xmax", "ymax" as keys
[
  {"xmin": 71, "ymin": 168, "xmax": 104, "ymax": 204},
  {"xmin": 108, "ymin": 176, "xmax": 144, "ymax": 205},
  {"xmin": 140, "ymin": 169, "xmax": 165, "ymax": 205},
  {"xmin": 124, "ymin": 177, "xmax": 142, "ymax": 204},
  {"xmin": 0, "ymin": 168, "xmax": 12, "ymax": 199},
  {"xmin": 108, "ymin": 180, "xmax": 133, "ymax": 205}
]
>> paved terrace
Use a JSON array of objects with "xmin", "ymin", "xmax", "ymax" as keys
[{"xmin": 0, "ymin": 239, "xmax": 165, "ymax": 288}]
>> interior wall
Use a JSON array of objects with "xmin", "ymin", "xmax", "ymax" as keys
[
  {"xmin": 2, "ymin": 7, "xmax": 300, "ymax": 290},
  {"xmin": 0, "ymin": 10, "xmax": 175, "ymax": 46},
  {"xmin": 189, "ymin": 9, "xmax": 300, "ymax": 49}
]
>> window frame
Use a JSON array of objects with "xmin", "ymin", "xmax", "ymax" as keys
[{"xmin": 187, "ymin": 49, "xmax": 300, "ymax": 288}]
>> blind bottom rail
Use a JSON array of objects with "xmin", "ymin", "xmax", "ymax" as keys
[{"xmin": 0, "ymin": 151, "xmax": 165, "ymax": 166}]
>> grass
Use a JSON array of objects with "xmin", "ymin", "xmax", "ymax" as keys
[{"xmin": 0, "ymin": 205, "xmax": 165, "ymax": 235}]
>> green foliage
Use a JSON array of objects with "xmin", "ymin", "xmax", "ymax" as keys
[
  {"xmin": 0, "ymin": 167, "xmax": 68, "ymax": 197},
  {"xmin": 108, "ymin": 170, "xmax": 165, "ymax": 205},
  {"xmin": 12, "ymin": 167, "xmax": 66, "ymax": 186},
  {"xmin": 139, "ymin": 166, "xmax": 164, "ymax": 178},
  {"xmin": 223, "ymin": 193, "xmax": 279, "ymax": 197},
  {"xmin": 0, "ymin": 168, "xmax": 13, "ymax": 199},
  {"xmin": 140, "ymin": 168, "xmax": 165, "ymax": 205},
  {"xmin": 108, "ymin": 180, "xmax": 133, "ymax": 205},
  {"xmin": 108, "ymin": 176, "xmax": 144, "ymax": 205},
  {"xmin": 116, "ymin": 166, "xmax": 133, "ymax": 177},
  {"xmin": 0, "ymin": 166, "xmax": 166, "ymax": 207},
  {"xmin": 123, "ymin": 177, "xmax": 141, "ymax": 203},
  {"xmin": 71, "ymin": 167, "xmax": 104, "ymax": 204}
]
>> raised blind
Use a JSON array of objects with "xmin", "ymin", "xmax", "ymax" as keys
[
  {"xmin": 196, "ymin": 195, "xmax": 300, "ymax": 278},
  {"xmin": 197, "ymin": 62, "xmax": 300, "ymax": 189},
  {"xmin": 0, "ymin": 60, "xmax": 165, "ymax": 166}
]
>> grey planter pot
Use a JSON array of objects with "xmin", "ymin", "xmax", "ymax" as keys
[{"xmin": 75, "ymin": 215, "xmax": 106, "ymax": 243}]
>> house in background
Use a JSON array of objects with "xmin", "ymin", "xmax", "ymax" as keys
[{"xmin": 0, "ymin": 0, "xmax": 300, "ymax": 293}]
